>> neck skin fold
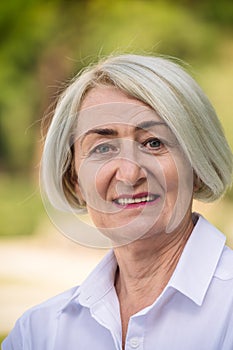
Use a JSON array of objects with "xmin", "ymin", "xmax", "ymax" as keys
[{"xmin": 114, "ymin": 210, "xmax": 195, "ymax": 305}]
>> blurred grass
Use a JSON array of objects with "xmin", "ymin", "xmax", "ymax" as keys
[
  {"xmin": 0, "ymin": 334, "xmax": 7, "ymax": 345},
  {"xmin": 0, "ymin": 0, "xmax": 232, "ymax": 340},
  {"xmin": 0, "ymin": 172, "xmax": 232, "ymax": 240},
  {"xmin": 0, "ymin": 175, "xmax": 44, "ymax": 237}
]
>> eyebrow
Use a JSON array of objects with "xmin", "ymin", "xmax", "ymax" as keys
[
  {"xmin": 80, "ymin": 128, "xmax": 118, "ymax": 146},
  {"xmin": 83, "ymin": 128, "xmax": 118, "ymax": 137},
  {"xmin": 81, "ymin": 120, "xmax": 167, "ymax": 145},
  {"xmin": 135, "ymin": 120, "xmax": 167, "ymax": 131}
]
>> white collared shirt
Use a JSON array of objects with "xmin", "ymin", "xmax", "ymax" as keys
[{"xmin": 2, "ymin": 215, "xmax": 233, "ymax": 350}]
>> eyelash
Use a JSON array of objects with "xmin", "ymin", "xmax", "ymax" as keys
[
  {"xmin": 88, "ymin": 137, "xmax": 164, "ymax": 157},
  {"xmin": 89, "ymin": 143, "xmax": 118, "ymax": 155},
  {"xmin": 141, "ymin": 137, "xmax": 163, "ymax": 150}
]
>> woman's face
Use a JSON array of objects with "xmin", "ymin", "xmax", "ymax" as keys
[{"xmin": 74, "ymin": 86, "xmax": 194, "ymax": 245}]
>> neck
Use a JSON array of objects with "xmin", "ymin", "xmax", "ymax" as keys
[
  {"xmin": 114, "ymin": 211, "xmax": 195, "ymax": 348},
  {"xmin": 114, "ymin": 212, "xmax": 195, "ymax": 302}
]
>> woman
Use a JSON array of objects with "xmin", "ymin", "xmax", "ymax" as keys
[{"xmin": 3, "ymin": 54, "xmax": 233, "ymax": 350}]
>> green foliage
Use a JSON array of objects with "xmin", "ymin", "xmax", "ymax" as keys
[
  {"xmin": 169, "ymin": 0, "xmax": 233, "ymax": 27},
  {"xmin": 0, "ymin": 1, "xmax": 60, "ymax": 171},
  {"xmin": 0, "ymin": 0, "xmax": 232, "ymax": 238},
  {"xmin": 0, "ymin": 334, "xmax": 7, "ymax": 346},
  {"xmin": 0, "ymin": 175, "xmax": 44, "ymax": 237},
  {"xmin": 1, "ymin": 0, "xmax": 229, "ymax": 173},
  {"xmin": 76, "ymin": 0, "xmax": 219, "ymax": 62},
  {"xmin": 0, "ymin": 334, "xmax": 7, "ymax": 344}
]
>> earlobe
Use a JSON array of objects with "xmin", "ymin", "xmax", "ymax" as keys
[
  {"xmin": 69, "ymin": 157, "xmax": 86, "ymax": 207},
  {"xmin": 193, "ymin": 172, "xmax": 203, "ymax": 192},
  {"xmin": 66, "ymin": 162, "xmax": 86, "ymax": 208},
  {"xmin": 74, "ymin": 179, "xmax": 86, "ymax": 207}
]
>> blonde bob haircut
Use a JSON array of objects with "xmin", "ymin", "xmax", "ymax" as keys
[{"xmin": 41, "ymin": 54, "xmax": 233, "ymax": 211}]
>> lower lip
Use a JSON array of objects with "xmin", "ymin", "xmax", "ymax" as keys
[{"xmin": 114, "ymin": 196, "xmax": 160, "ymax": 209}]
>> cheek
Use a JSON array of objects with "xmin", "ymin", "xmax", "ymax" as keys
[
  {"xmin": 76, "ymin": 160, "xmax": 113, "ymax": 202},
  {"xmin": 159, "ymin": 157, "xmax": 179, "ymax": 192},
  {"xmin": 161, "ymin": 149, "xmax": 193, "ymax": 191},
  {"xmin": 93, "ymin": 166, "xmax": 111, "ymax": 199}
]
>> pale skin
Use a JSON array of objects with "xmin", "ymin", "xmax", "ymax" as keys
[
  {"xmin": 114, "ymin": 215, "xmax": 194, "ymax": 347},
  {"xmin": 74, "ymin": 85, "xmax": 195, "ymax": 348}
]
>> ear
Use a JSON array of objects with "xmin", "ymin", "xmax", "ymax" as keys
[
  {"xmin": 69, "ymin": 156, "xmax": 86, "ymax": 206},
  {"xmin": 74, "ymin": 179, "xmax": 86, "ymax": 207},
  {"xmin": 193, "ymin": 172, "xmax": 202, "ymax": 193}
]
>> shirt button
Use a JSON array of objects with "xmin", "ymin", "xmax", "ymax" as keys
[{"xmin": 129, "ymin": 337, "xmax": 140, "ymax": 348}]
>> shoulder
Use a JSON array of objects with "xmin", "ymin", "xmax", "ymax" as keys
[
  {"xmin": 7, "ymin": 286, "xmax": 79, "ymax": 330},
  {"xmin": 215, "ymin": 245, "xmax": 233, "ymax": 281},
  {"xmin": 21, "ymin": 285, "xmax": 80, "ymax": 323},
  {"xmin": 2, "ymin": 286, "xmax": 80, "ymax": 350},
  {"xmin": 194, "ymin": 214, "xmax": 233, "ymax": 281}
]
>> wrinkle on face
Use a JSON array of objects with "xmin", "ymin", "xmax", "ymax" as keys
[{"xmin": 73, "ymin": 87, "xmax": 194, "ymax": 246}]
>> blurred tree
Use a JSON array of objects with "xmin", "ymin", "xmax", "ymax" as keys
[
  {"xmin": 0, "ymin": 0, "xmax": 58, "ymax": 172},
  {"xmin": 169, "ymin": 0, "xmax": 233, "ymax": 27},
  {"xmin": 0, "ymin": 0, "xmax": 232, "ymax": 174},
  {"xmin": 0, "ymin": 0, "xmax": 232, "ymax": 238}
]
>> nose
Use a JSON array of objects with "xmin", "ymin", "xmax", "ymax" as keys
[{"xmin": 115, "ymin": 157, "xmax": 146, "ymax": 186}]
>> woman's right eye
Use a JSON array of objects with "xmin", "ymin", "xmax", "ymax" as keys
[{"xmin": 90, "ymin": 143, "xmax": 118, "ymax": 155}]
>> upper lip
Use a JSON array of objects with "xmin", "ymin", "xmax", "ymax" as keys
[
  {"xmin": 113, "ymin": 192, "xmax": 159, "ymax": 204},
  {"xmin": 115, "ymin": 192, "xmax": 152, "ymax": 199}
]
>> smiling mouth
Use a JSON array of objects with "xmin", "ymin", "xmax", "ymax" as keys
[{"xmin": 113, "ymin": 193, "xmax": 160, "ymax": 206}]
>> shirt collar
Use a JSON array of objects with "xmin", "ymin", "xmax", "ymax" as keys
[
  {"xmin": 58, "ymin": 250, "xmax": 116, "ymax": 314},
  {"xmin": 60, "ymin": 215, "xmax": 226, "ymax": 312},
  {"xmin": 78, "ymin": 250, "xmax": 117, "ymax": 307},
  {"xmin": 169, "ymin": 214, "xmax": 226, "ymax": 305}
]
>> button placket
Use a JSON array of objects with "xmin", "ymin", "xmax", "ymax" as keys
[
  {"xmin": 125, "ymin": 317, "xmax": 145, "ymax": 349},
  {"xmin": 129, "ymin": 337, "xmax": 140, "ymax": 348}
]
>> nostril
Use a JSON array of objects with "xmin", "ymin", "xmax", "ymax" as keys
[{"xmin": 115, "ymin": 158, "xmax": 145, "ymax": 184}]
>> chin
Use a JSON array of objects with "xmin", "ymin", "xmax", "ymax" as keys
[{"xmin": 95, "ymin": 214, "xmax": 164, "ymax": 247}]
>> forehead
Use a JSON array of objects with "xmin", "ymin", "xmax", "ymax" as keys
[
  {"xmin": 80, "ymin": 85, "xmax": 147, "ymax": 109},
  {"xmin": 77, "ymin": 86, "xmax": 164, "ymax": 136},
  {"xmin": 77, "ymin": 103, "xmax": 163, "ymax": 135}
]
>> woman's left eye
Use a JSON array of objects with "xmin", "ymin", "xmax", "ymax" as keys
[{"xmin": 142, "ymin": 138, "xmax": 162, "ymax": 150}]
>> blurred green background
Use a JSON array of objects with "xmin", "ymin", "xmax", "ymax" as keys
[
  {"xmin": 0, "ymin": 0, "xmax": 233, "ymax": 337},
  {"xmin": 0, "ymin": 0, "xmax": 233, "ymax": 239}
]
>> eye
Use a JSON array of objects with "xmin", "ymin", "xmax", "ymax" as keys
[
  {"xmin": 142, "ymin": 138, "xmax": 163, "ymax": 150},
  {"xmin": 146, "ymin": 138, "xmax": 161, "ymax": 148},
  {"xmin": 90, "ymin": 142, "xmax": 118, "ymax": 155}
]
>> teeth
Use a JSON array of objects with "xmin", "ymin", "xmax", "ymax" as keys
[{"xmin": 116, "ymin": 195, "xmax": 156, "ymax": 205}]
